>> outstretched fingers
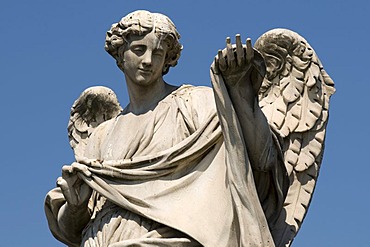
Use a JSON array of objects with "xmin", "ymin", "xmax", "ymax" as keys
[{"xmin": 216, "ymin": 35, "xmax": 255, "ymax": 77}]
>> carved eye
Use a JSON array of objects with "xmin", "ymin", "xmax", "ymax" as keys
[
  {"xmin": 153, "ymin": 50, "xmax": 164, "ymax": 57},
  {"xmin": 131, "ymin": 45, "xmax": 146, "ymax": 55}
]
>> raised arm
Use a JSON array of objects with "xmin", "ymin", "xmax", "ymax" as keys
[{"xmin": 214, "ymin": 35, "xmax": 278, "ymax": 171}]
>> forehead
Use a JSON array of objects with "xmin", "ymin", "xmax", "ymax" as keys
[{"xmin": 128, "ymin": 32, "xmax": 168, "ymax": 50}]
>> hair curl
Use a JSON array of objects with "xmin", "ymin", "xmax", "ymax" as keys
[{"xmin": 105, "ymin": 10, "xmax": 182, "ymax": 75}]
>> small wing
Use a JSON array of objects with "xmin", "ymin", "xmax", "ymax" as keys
[
  {"xmin": 67, "ymin": 86, "xmax": 122, "ymax": 158},
  {"xmin": 254, "ymin": 29, "xmax": 335, "ymax": 246}
]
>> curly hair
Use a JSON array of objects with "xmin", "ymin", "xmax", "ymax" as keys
[{"xmin": 105, "ymin": 10, "xmax": 182, "ymax": 75}]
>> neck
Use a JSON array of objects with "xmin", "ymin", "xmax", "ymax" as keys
[{"xmin": 125, "ymin": 77, "xmax": 175, "ymax": 115}]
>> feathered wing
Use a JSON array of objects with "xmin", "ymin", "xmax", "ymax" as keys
[
  {"xmin": 254, "ymin": 29, "xmax": 335, "ymax": 247},
  {"xmin": 68, "ymin": 86, "xmax": 122, "ymax": 158}
]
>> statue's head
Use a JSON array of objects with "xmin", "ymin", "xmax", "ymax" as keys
[{"xmin": 105, "ymin": 10, "xmax": 182, "ymax": 75}]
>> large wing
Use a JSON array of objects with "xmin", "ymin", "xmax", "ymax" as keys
[
  {"xmin": 67, "ymin": 86, "xmax": 122, "ymax": 158},
  {"xmin": 254, "ymin": 29, "xmax": 335, "ymax": 246}
]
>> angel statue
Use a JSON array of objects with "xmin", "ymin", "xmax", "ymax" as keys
[{"xmin": 45, "ymin": 10, "xmax": 335, "ymax": 247}]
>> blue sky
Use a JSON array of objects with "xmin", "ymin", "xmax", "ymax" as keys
[{"xmin": 0, "ymin": 1, "xmax": 368, "ymax": 246}]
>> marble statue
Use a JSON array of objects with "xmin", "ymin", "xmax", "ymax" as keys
[{"xmin": 45, "ymin": 10, "xmax": 335, "ymax": 247}]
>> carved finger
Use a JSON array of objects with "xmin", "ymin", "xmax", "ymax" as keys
[
  {"xmin": 56, "ymin": 176, "xmax": 63, "ymax": 188},
  {"xmin": 246, "ymin": 38, "xmax": 254, "ymax": 63},
  {"xmin": 235, "ymin": 34, "xmax": 244, "ymax": 66},
  {"xmin": 57, "ymin": 177, "xmax": 78, "ymax": 205},
  {"xmin": 71, "ymin": 162, "xmax": 92, "ymax": 177},
  {"xmin": 213, "ymin": 57, "xmax": 220, "ymax": 74},
  {"xmin": 226, "ymin": 37, "xmax": 235, "ymax": 69},
  {"xmin": 61, "ymin": 165, "xmax": 74, "ymax": 179},
  {"xmin": 218, "ymin": 49, "xmax": 227, "ymax": 71}
]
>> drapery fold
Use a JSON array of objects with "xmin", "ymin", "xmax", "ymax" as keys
[
  {"xmin": 210, "ymin": 64, "xmax": 275, "ymax": 246},
  {"xmin": 45, "ymin": 84, "xmax": 286, "ymax": 247}
]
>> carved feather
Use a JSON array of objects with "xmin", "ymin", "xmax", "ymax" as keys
[
  {"xmin": 67, "ymin": 86, "xmax": 122, "ymax": 158},
  {"xmin": 255, "ymin": 28, "xmax": 335, "ymax": 247}
]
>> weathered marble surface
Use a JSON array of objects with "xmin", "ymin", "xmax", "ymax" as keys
[{"xmin": 45, "ymin": 10, "xmax": 334, "ymax": 247}]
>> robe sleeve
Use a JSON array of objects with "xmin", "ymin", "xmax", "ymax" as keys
[
  {"xmin": 210, "ymin": 62, "xmax": 289, "ymax": 236},
  {"xmin": 253, "ymin": 130, "xmax": 289, "ymax": 228},
  {"xmin": 44, "ymin": 188, "xmax": 80, "ymax": 247}
]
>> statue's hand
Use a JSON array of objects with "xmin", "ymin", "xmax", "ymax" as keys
[
  {"xmin": 57, "ymin": 162, "xmax": 92, "ymax": 209},
  {"xmin": 215, "ymin": 35, "xmax": 255, "ymax": 88}
]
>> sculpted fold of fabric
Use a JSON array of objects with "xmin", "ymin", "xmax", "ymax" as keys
[
  {"xmin": 45, "ymin": 85, "xmax": 287, "ymax": 247},
  {"xmin": 210, "ymin": 64, "xmax": 288, "ymax": 246}
]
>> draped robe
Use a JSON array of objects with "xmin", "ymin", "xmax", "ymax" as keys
[{"xmin": 45, "ymin": 83, "xmax": 288, "ymax": 247}]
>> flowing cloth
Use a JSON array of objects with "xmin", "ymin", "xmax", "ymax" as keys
[{"xmin": 45, "ymin": 84, "xmax": 287, "ymax": 247}]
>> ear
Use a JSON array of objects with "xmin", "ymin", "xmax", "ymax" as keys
[{"xmin": 116, "ymin": 45, "xmax": 127, "ymax": 72}]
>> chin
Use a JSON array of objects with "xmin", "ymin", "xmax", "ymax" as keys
[
  {"xmin": 134, "ymin": 79, "xmax": 155, "ymax": 87},
  {"xmin": 135, "ymin": 75, "xmax": 162, "ymax": 87}
]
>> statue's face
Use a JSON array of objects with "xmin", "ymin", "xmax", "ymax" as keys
[{"xmin": 122, "ymin": 32, "xmax": 168, "ymax": 86}]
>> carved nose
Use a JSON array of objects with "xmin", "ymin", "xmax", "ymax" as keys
[{"xmin": 142, "ymin": 51, "xmax": 152, "ymax": 66}]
